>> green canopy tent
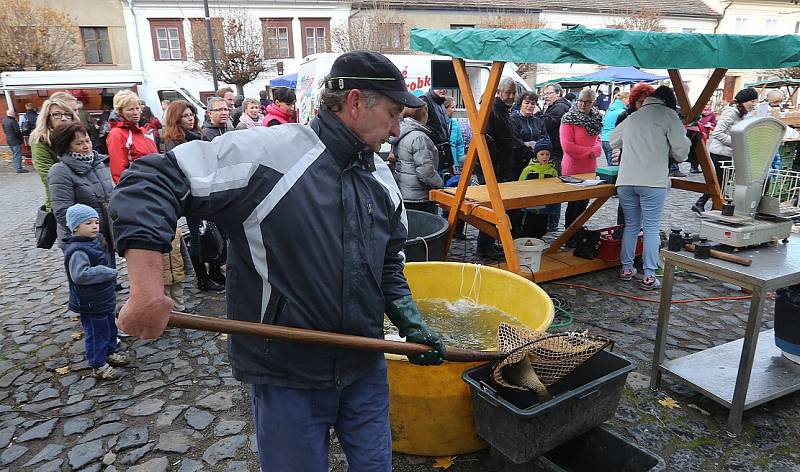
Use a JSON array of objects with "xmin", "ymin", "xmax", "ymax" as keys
[
  {"xmin": 410, "ymin": 26, "xmax": 800, "ymax": 284},
  {"xmin": 537, "ymin": 76, "xmax": 608, "ymax": 88},
  {"xmin": 745, "ymin": 78, "xmax": 800, "ymax": 105}
]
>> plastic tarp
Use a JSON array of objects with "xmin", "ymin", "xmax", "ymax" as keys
[
  {"xmin": 409, "ymin": 26, "xmax": 800, "ymax": 69},
  {"xmin": 536, "ymin": 76, "xmax": 607, "ymax": 87},
  {"xmin": 270, "ymin": 73, "xmax": 297, "ymax": 88},
  {"xmin": 580, "ymin": 66, "xmax": 668, "ymax": 82}
]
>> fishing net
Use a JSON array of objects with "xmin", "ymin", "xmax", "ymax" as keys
[{"xmin": 491, "ymin": 323, "xmax": 612, "ymax": 401}]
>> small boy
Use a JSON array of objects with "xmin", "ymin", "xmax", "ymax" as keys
[
  {"xmin": 517, "ymin": 137, "xmax": 559, "ymax": 238},
  {"xmin": 163, "ymin": 227, "xmax": 187, "ymax": 311},
  {"xmin": 63, "ymin": 204, "xmax": 128, "ymax": 379}
]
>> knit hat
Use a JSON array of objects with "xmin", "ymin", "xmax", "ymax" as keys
[
  {"xmin": 66, "ymin": 204, "xmax": 98, "ymax": 231},
  {"xmin": 734, "ymin": 87, "xmax": 758, "ymax": 104},
  {"xmin": 533, "ymin": 136, "xmax": 553, "ymax": 155}
]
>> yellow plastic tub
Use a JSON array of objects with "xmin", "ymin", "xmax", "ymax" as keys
[{"xmin": 387, "ymin": 262, "xmax": 554, "ymax": 456}]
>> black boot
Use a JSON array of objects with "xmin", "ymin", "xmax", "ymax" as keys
[
  {"xmin": 191, "ymin": 255, "xmax": 224, "ymax": 291},
  {"xmin": 692, "ymin": 194, "xmax": 710, "ymax": 215},
  {"xmin": 208, "ymin": 258, "xmax": 226, "ymax": 286}
]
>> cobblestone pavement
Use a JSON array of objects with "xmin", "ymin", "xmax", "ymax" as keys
[{"xmin": 1, "ymin": 160, "xmax": 799, "ymax": 471}]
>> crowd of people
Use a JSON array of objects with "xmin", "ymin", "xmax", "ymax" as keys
[
  {"xmin": 383, "ymin": 75, "xmax": 782, "ymax": 293},
  {"xmin": 20, "ymin": 84, "xmax": 300, "ymax": 378},
  {"xmin": 7, "ymin": 45, "xmax": 795, "ymax": 469}
]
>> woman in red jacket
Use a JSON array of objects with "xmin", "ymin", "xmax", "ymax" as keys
[
  {"xmin": 560, "ymin": 87, "xmax": 603, "ymax": 234},
  {"xmin": 261, "ymin": 87, "xmax": 296, "ymax": 127},
  {"xmin": 106, "ymin": 90, "xmax": 158, "ymax": 184}
]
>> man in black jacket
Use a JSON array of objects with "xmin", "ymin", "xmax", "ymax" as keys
[
  {"xmin": 200, "ymin": 97, "xmax": 232, "ymax": 141},
  {"xmin": 477, "ymin": 77, "xmax": 517, "ymax": 259},
  {"xmin": 2, "ymin": 110, "xmax": 26, "ymax": 173},
  {"xmin": 538, "ymin": 84, "xmax": 571, "ymax": 173},
  {"xmin": 110, "ymin": 51, "xmax": 444, "ymax": 472}
]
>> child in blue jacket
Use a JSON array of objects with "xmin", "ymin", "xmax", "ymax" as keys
[{"xmin": 63, "ymin": 204, "xmax": 128, "ymax": 379}]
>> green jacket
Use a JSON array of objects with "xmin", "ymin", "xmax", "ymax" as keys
[
  {"xmin": 519, "ymin": 161, "xmax": 558, "ymax": 181},
  {"xmin": 31, "ymin": 141, "xmax": 58, "ymax": 211}
]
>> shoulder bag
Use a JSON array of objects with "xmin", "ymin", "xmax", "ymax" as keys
[{"xmin": 34, "ymin": 205, "xmax": 57, "ymax": 249}]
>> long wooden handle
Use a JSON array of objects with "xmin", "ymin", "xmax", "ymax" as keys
[
  {"xmin": 168, "ymin": 312, "xmax": 504, "ymax": 363},
  {"xmin": 684, "ymin": 244, "xmax": 752, "ymax": 266}
]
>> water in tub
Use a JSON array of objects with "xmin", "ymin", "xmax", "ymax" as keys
[{"xmin": 384, "ymin": 298, "xmax": 522, "ymax": 350}]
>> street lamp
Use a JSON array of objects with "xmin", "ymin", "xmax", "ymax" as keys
[{"xmin": 203, "ymin": 0, "xmax": 219, "ymax": 91}]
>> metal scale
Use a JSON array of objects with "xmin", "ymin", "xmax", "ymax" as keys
[{"xmin": 699, "ymin": 117, "xmax": 793, "ymax": 247}]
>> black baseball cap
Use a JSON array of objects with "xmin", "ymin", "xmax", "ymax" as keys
[{"xmin": 326, "ymin": 51, "xmax": 424, "ymax": 108}]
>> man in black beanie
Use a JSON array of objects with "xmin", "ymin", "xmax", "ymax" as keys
[{"xmin": 110, "ymin": 51, "xmax": 445, "ymax": 472}]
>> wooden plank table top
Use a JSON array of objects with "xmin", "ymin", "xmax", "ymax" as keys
[{"xmin": 430, "ymin": 173, "xmax": 616, "ymax": 211}]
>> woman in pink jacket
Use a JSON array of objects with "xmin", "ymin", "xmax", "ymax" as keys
[{"xmin": 560, "ymin": 88, "xmax": 603, "ymax": 234}]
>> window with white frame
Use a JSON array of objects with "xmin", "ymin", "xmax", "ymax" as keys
[
  {"xmin": 306, "ymin": 27, "xmax": 326, "ymax": 55},
  {"xmin": 266, "ymin": 27, "xmax": 291, "ymax": 58},
  {"xmin": 735, "ymin": 17, "xmax": 748, "ymax": 34},
  {"xmin": 299, "ymin": 18, "xmax": 330, "ymax": 57},
  {"xmin": 765, "ymin": 18, "xmax": 779, "ymax": 34},
  {"xmin": 149, "ymin": 19, "xmax": 184, "ymax": 61}
]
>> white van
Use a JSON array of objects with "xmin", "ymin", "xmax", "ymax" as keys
[
  {"xmin": 0, "ymin": 69, "xmax": 205, "ymax": 117},
  {"xmin": 296, "ymin": 53, "xmax": 531, "ymax": 125}
]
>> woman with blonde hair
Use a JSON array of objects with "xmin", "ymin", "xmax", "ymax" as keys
[
  {"xmin": 106, "ymin": 90, "xmax": 158, "ymax": 184},
  {"xmin": 30, "ymin": 97, "xmax": 76, "ymax": 210},
  {"xmin": 235, "ymin": 98, "xmax": 264, "ymax": 130}
]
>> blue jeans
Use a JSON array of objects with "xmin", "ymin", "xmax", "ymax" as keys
[
  {"xmin": 251, "ymin": 359, "xmax": 392, "ymax": 472},
  {"xmin": 80, "ymin": 310, "xmax": 118, "ymax": 368},
  {"xmin": 9, "ymin": 144, "xmax": 22, "ymax": 171},
  {"xmin": 601, "ymin": 141, "xmax": 613, "ymax": 167},
  {"xmin": 617, "ymin": 186, "xmax": 667, "ymax": 278}
]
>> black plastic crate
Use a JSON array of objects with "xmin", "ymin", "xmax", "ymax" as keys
[
  {"xmin": 462, "ymin": 349, "xmax": 635, "ymax": 464},
  {"xmin": 533, "ymin": 426, "xmax": 665, "ymax": 472}
]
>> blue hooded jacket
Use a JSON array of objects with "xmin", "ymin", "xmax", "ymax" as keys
[{"xmin": 601, "ymin": 99, "xmax": 627, "ymax": 141}]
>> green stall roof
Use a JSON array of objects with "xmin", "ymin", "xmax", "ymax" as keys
[
  {"xmin": 410, "ymin": 26, "xmax": 800, "ymax": 70},
  {"xmin": 745, "ymin": 78, "xmax": 800, "ymax": 88}
]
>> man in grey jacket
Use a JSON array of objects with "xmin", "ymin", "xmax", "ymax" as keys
[{"xmin": 110, "ymin": 51, "xmax": 444, "ymax": 471}]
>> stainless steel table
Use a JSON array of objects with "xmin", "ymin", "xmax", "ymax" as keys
[{"xmin": 650, "ymin": 238, "xmax": 800, "ymax": 434}]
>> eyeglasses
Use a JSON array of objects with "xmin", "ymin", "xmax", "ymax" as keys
[
  {"xmin": 576, "ymin": 100, "xmax": 594, "ymax": 105},
  {"xmin": 50, "ymin": 112, "xmax": 74, "ymax": 120},
  {"xmin": 209, "ymin": 108, "xmax": 229, "ymax": 113}
]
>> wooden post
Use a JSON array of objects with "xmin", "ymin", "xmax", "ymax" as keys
[
  {"xmin": 668, "ymin": 68, "xmax": 726, "ymax": 210},
  {"xmin": 446, "ymin": 59, "xmax": 520, "ymax": 272}
]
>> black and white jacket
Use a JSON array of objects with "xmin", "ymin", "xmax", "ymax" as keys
[{"xmin": 110, "ymin": 110, "xmax": 411, "ymax": 389}]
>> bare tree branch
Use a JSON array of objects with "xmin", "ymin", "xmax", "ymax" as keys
[
  {"xmin": 185, "ymin": 7, "xmax": 276, "ymax": 95},
  {"xmin": 332, "ymin": 1, "xmax": 407, "ymax": 53},
  {"xmin": 480, "ymin": 10, "xmax": 547, "ymax": 80},
  {"xmin": 606, "ymin": 7, "xmax": 665, "ymax": 32},
  {"xmin": 0, "ymin": 0, "xmax": 82, "ymax": 72}
]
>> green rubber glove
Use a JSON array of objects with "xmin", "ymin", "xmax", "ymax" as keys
[{"xmin": 386, "ymin": 295, "xmax": 446, "ymax": 365}]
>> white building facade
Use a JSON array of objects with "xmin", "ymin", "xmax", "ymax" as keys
[
  {"xmin": 121, "ymin": 0, "xmax": 351, "ymax": 107},
  {"xmin": 704, "ymin": 0, "xmax": 800, "ymax": 99}
]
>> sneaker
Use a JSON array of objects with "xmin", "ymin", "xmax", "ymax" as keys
[
  {"xmin": 641, "ymin": 276, "xmax": 661, "ymax": 291},
  {"xmin": 690, "ymin": 167, "xmax": 703, "ymax": 174},
  {"xmin": 691, "ymin": 204, "xmax": 705, "ymax": 215},
  {"xmin": 669, "ymin": 170, "xmax": 687, "ymax": 177},
  {"xmin": 619, "ymin": 267, "xmax": 638, "ymax": 281},
  {"xmin": 93, "ymin": 363, "xmax": 118, "ymax": 380},
  {"xmin": 107, "ymin": 352, "xmax": 129, "ymax": 367},
  {"xmin": 16, "ymin": 169, "xmax": 29, "ymax": 173},
  {"xmin": 116, "ymin": 328, "xmax": 131, "ymax": 338}
]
